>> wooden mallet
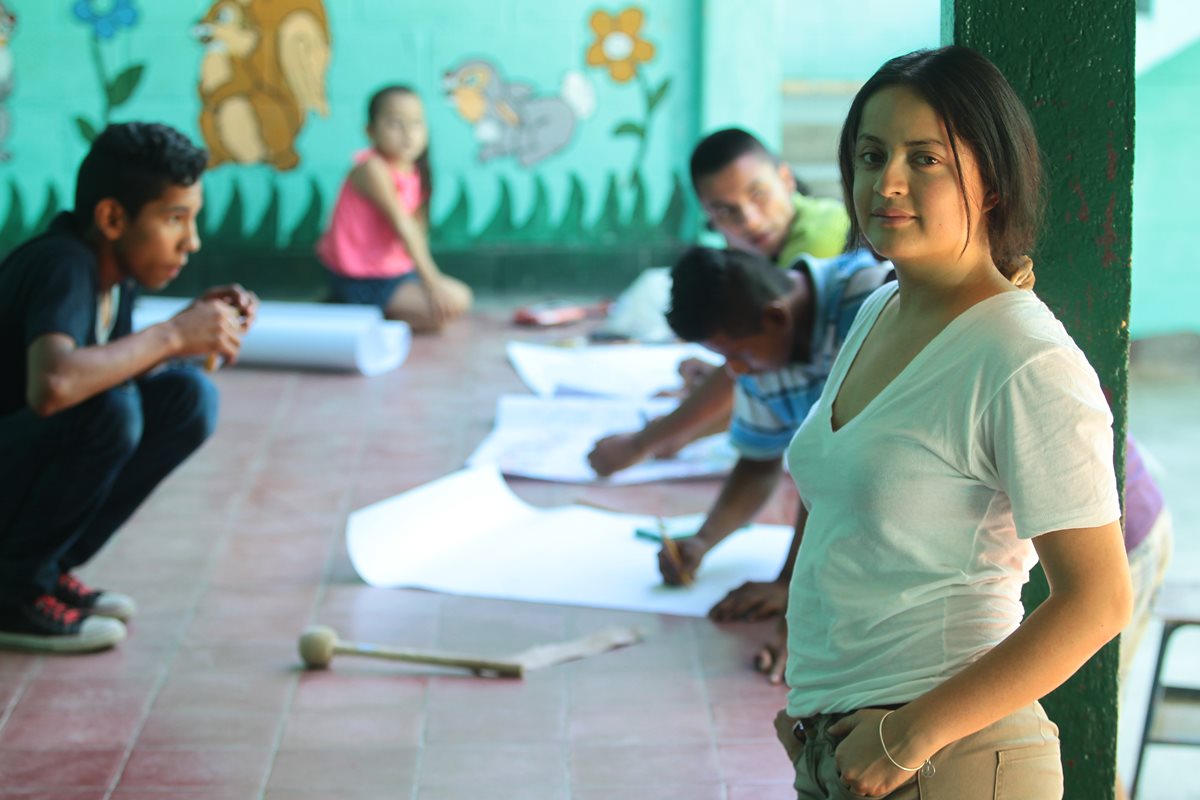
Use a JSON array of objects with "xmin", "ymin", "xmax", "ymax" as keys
[
  {"xmin": 298, "ymin": 624, "xmax": 641, "ymax": 679},
  {"xmin": 299, "ymin": 625, "xmax": 524, "ymax": 677}
]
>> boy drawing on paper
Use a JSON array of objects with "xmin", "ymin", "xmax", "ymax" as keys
[
  {"xmin": 0, "ymin": 122, "xmax": 257, "ymax": 654},
  {"xmin": 653, "ymin": 245, "xmax": 892, "ymax": 620},
  {"xmin": 588, "ymin": 129, "xmax": 850, "ymax": 481}
]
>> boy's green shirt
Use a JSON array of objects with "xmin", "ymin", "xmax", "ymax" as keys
[{"xmin": 776, "ymin": 194, "xmax": 851, "ymax": 266}]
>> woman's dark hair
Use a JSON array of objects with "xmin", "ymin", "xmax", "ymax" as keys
[
  {"xmin": 667, "ymin": 246, "xmax": 793, "ymax": 343},
  {"xmin": 837, "ymin": 46, "xmax": 1043, "ymax": 273},
  {"xmin": 74, "ymin": 122, "xmax": 208, "ymax": 224},
  {"xmin": 367, "ymin": 84, "xmax": 433, "ymax": 218}
]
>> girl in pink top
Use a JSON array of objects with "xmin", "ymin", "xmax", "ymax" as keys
[{"xmin": 317, "ymin": 86, "xmax": 471, "ymax": 333}]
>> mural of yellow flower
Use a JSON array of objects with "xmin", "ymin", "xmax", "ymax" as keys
[
  {"xmin": 584, "ymin": 5, "xmax": 671, "ymax": 179},
  {"xmin": 586, "ymin": 7, "xmax": 655, "ymax": 83}
]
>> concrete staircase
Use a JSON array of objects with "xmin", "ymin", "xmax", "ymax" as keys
[
  {"xmin": 779, "ymin": 79, "xmax": 859, "ymax": 201},
  {"xmin": 1137, "ymin": 0, "xmax": 1200, "ymax": 74}
]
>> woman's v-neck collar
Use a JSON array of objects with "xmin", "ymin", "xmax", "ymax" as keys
[{"xmin": 827, "ymin": 284, "xmax": 1020, "ymax": 433}]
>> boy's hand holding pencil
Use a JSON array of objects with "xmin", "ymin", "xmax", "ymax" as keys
[
  {"xmin": 656, "ymin": 517, "xmax": 708, "ymax": 587},
  {"xmin": 194, "ymin": 284, "xmax": 258, "ymax": 372}
]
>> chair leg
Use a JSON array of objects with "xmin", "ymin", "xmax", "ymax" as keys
[{"xmin": 1130, "ymin": 621, "xmax": 1178, "ymax": 800}]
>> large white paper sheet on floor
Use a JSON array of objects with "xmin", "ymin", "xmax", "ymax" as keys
[
  {"xmin": 506, "ymin": 341, "xmax": 723, "ymax": 399},
  {"xmin": 133, "ymin": 297, "xmax": 411, "ymax": 376},
  {"xmin": 467, "ymin": 395, "xmax": 736, "ymax": 485},
  {"xmin": 346, "ymin": 466, "xmax": 791, "ymax": 617}
]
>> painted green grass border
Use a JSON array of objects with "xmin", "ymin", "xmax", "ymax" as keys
[
  {"xmin": 0, "ymin": 182, "xmax": 64, "ymax": 252},
  {"xmin": 0, "ymin": 170, "xmax": 692, "ymax": 253},
  {"xmin": 433, "ymin": 169, "xmax": 690, "ymax": 243}
]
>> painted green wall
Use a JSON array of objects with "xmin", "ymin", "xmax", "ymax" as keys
[
  {"xmin": 1131, "ymin": 39, "xmax": 1200, "ymax": 337},
  {"xmin": 781, "ymin": 0, "xmax": 939, "ymax": 82},
  {"xmin": 698, "ymin": 0, "xmax": 784, "ymax": 150},
  {"xmin": 946, "ymin": 2, "xmax": 1133, "ymax": 798},
  {"xmin": 2, "ymin": 1, "xmax": 789, "ymax": 296}
]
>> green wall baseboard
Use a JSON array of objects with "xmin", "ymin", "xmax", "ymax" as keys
[{"xmin": 155, "ymin": 241, "xmax": 686, "ymax": 301}]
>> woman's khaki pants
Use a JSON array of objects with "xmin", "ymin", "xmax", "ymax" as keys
[{"xmin": 774, "ymin": 701, "xmax": 1063, "ymax": 799}]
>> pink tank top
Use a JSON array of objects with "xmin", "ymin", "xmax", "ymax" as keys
[{"xmin": 317, "ymin": 149, "xmax": 424, "ymax": 279}]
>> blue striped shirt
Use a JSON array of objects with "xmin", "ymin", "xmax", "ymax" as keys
[{"xmin": 730, "ymin": 250, "xmax": 893, "ymax": 460}]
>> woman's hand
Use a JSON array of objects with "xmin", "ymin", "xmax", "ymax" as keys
[{"xmin": 828, "ymin": 709, "xmax": 922, "ymax": 798}]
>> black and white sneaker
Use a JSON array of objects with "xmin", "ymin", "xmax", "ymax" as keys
[
  {"xmin": 0, "ymin": 594, "xmax": 126, "ymax": 653},
  {"xmin": 56, "ymin": 573, "xmax": 137, "ymax": 622}
]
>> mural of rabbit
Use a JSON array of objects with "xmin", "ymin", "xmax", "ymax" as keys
[{"xmin": 443, "ymin": 59, "xmax": 594, "ymax": 168}]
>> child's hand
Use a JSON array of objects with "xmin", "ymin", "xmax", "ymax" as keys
[
  {"xmin": 709, "ymin": 579, "xmax": 788, "ymax": 621},
  {"xmin": 658, "ymin": 535, "xmax": 708, "ymax": 586},
  {"xmin": 422, "ymin": 277, "xmax": 468, "ymax": 330},
  {"xmin": 424, "ymin": 280, "xmax": 451, "ymax": 327},
  {"xmin": 199, "ymin": 283, "xmax": 259, "ymax": 329},
  {"xmin": 588, "ymin": 432, "xmax": 649, "ymax": 476},
  {"xmin": 754, "ymin": 617, "xmax": 788, "ymax": 685},
  {"xmin": 169, "ymin": 299, "xmax": 244, "ymax": 364}
]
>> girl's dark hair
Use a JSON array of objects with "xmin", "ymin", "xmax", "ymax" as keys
[
  {"xmin": 667, "ymin": 246, "xmax": 793, "ymax": 342},
  {"xmin": 367, "ymin": 84, "xmax": 433, "ymax": 218},
  {"xmin": 837, "ymin": 46, "xmax": 1043, "ymax": 273},
  {"xmin": 74, "ymin": 122, "xmax": 208, "ymax": 223}
]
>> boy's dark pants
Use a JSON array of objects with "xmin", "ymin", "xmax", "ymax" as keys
[{"xmin": 0, "ymin": 366, "xmax": 218, "ymax": 604}]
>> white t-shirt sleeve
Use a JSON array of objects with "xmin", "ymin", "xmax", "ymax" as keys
[{"xmin": 974, "ymin": 348, "xmax": 1121, "ymax": 539}]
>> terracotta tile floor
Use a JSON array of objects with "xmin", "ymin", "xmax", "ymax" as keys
[{"xmin": 0, "ymin": 306, "xmax": 798, "ymax": 798}]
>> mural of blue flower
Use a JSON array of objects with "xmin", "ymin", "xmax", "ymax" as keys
[
  {"xmin": 72, "ymin": 0, "xmax": 139, "ymax": 41},
  {"xmin": 71, "ymin": 0, "xmax": 145, "ymax": 142}
]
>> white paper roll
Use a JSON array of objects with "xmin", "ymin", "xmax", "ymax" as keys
[
  {"xmin": 344, "ymin": 466, "xmax": 793, "ymax": 617},
  {"xmin": 133, "ymin": 297, "xmax": 411, "ymax": 376}
]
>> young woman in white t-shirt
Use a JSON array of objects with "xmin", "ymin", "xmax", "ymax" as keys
[{"xmin": 774, "ymin": 46, "xmax": 1132, "ymax": 799}]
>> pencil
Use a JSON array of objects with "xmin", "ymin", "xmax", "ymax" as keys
[{"xmin": 658, "ymin": 516, "xmax": 693, "ymax": 586}]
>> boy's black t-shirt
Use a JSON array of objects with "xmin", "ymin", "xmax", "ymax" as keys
[{"xmin": 0, "ymin": 212, "xmax": 134, "ymax": 417}]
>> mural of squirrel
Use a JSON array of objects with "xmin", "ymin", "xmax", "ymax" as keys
[
  {"xmin": 192, "ymin": 0, "xmax": 331, "ymax": 171},
  {"xmin": 0, "ymin": 3, "xmax": 15, "ymax": 162},
  {"xmin": 443, "ymin": 59, "xmax": 594, "ymax": 168}
]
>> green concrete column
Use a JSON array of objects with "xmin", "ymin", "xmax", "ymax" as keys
[
  {"xmin": 696, "ymin": 0, "xmax": 784, "ymax": 147},
  {"xmin": 944, "ymin": 2, "xmax": 1135, "ymax": 798}
]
